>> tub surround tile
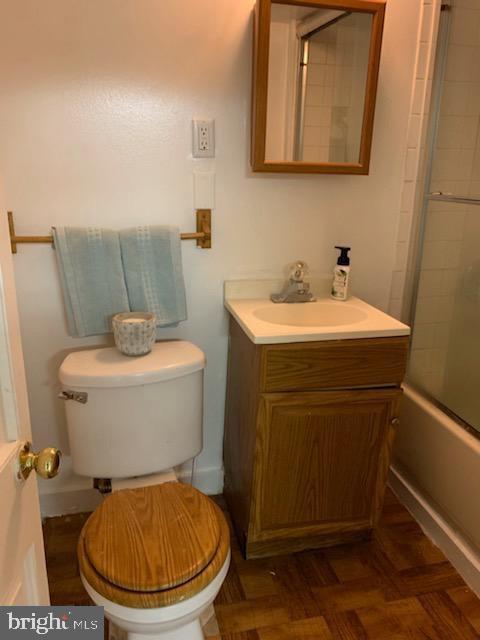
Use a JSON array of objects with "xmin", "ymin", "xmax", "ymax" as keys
[
  {"xmin": 404, "ymin": 148, "xmax": 419, "ymax": 181},
  {"xmin": 424, "ymin": 210, "xmax": 466, "ymax": 242},
  {"xmin": 421, "ymin": 241, "xmax": 448, "ymax": 270},
  {"xmin": 437, "ymin": 116, "xmax": 480, "ymax": 150},
  {"xmin": 390, "ymin": 270, "xmax": 405, "ymax": 300},
  {"xmin": 468, "ymin": 181, "xmax": 480, "ymax": 195},
  {"xmin": 450, "ymin": 8, "xmax": 480, "ymax": 47},
  {"xmin": 416, "ymin": 43, "xmax": 429, "ymax": 80},
  {"xmin": 401, "ymin": 181, "xmax": 416, "ymax": 212},
  {"xmin": 432, "ymin": 149, "xmax": 475, "ymax": 182},
  {"xmin": 441, "ymin": 82, "xmax": 470, "ymax": 117},
  {"xmin": 417, "ymin": 269, "xmax": 444, "ymax": 297},
  {"xmin": 412, "ymin": 79, "xmax": 427, "ymax": 115},
  {"xmin": 388, "ymin": 298, "xmax": 402, "ymax": 320},
  {"xmin": 420, "ymin": 4, "xmax": 434, "ymax": 43},
  {"xmin": 394, "ymin": 242, "xmax": 408, "ymax": 272},
  {"xmin": 407, "ymin": 115, "xmax": 422, "ymax": 148},
  {"xmin": 397, "ymin": 212, "xmax": 412, "ymax": 243}
]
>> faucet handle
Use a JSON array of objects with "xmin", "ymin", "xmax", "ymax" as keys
[{"xmin": 290, "ymin": 261, "xmax": 308, "ymax": 282}]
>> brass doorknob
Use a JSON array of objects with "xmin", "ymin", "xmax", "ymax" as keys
[{"xmin": 18, "ymin": 441, "xmax": 61, "ymax": 481}]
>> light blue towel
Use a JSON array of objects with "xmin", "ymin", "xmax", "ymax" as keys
[
  {"xmin": 53, "ymin": 227, "xmax": 130, "ymax": 337},
  {"xmin": 119, "ymin": 226, "xmax": 187, "ymax": 326}
]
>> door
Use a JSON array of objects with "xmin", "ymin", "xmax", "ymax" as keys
[
  {"xmin": 250, "ymin": 388, "xmax": 401, "ymax": 543},
  {"xmin": 0, "ymin": 205, "xmax": 52, "ymax": 605}
]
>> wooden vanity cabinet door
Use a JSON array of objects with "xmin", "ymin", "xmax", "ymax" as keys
[{"xmin": 248, "ymin": 388, "xmax": 401, "ymax": 556}]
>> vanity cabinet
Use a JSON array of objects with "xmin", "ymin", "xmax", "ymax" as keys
[{"xmin": 223, "ymin": 317, "xmax": 409, "ymax": 558}]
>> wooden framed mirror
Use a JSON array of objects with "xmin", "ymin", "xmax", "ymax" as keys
[{"xmin": 251, "ymin": 0, "xmax": 386, "ymax": 174}]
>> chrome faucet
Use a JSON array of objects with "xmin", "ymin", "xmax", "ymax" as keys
[{"xmin": 271, "ymin": 261, "xmax": 316, "ymax": 303}]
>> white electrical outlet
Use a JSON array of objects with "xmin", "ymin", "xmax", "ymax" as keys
[{"xmin": 192, "ymin": 119, "xmax": 215, "ymax": 158}]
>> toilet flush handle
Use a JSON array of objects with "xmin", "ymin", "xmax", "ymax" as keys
[{"xmin": 58, "ymin": 390, "xmax": 88, "ymax": 404}]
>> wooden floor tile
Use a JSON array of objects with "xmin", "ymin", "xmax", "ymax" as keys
[
  {"xmin": 49, "ymin": 575, "xmax": 93, "ymax": 607},
  {"xmin": 215, "ymin": 561, "xmax": 246, "ymax": 605},
  {"xmin": 295, "ymin": 549, "xmax": 339, "ymax": 588},
  {"xmin": 323, "ymin": 610, "xmax": 368, "ymax": 640},
  {"xmin": 328, "ymin": 553, "xmax": 375, "ymax": 583},
  {"xmin": 257, "ymin": 615, "xmax": 333, "ymax": 639},
  {"xmin": 447, "ymin": 586, "xmax": 480, "ymax": 634},
  {"xmin": 42, "ymin": 489, "xmax": 480, "ymax": 639},
  {"xmin": 396, "ymin": 561, "xmax": 466, "ymax": 597},
  {"xmin": 419, "ymin": 590, "xmax": 479, "ymax": 640},
  {"xmin": 236, "ymin": 563, "xmax": 278, "ymax": 600},
  {"xmin": 356, "ymin": 541, "xmax": 404, "ymax": 601},
  {"xmin": 273, "ymin": 557, "xmax": 324, "ymax": 621},
  {"xmin": 215, "ymin": 596, "xmax": 290, "ymax": 634},
  {"xmin": 357, "ymin": 596, "xmax": 443, "ymax": 640},
  {"xmin": 220, "ymin": 632, "xmax": 260, "ymax": 640},
  {"xmin": 375, "ymin": 520, "xmax": 446, "ymax": 571},
  {"xmin": 312, "ymin": 579, "xmax": 389, "ymax": 615}
]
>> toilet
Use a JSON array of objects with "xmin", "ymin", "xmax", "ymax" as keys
[{"xmin": 59, "ymin": 341, "xmax": 230, "ymax": 640}]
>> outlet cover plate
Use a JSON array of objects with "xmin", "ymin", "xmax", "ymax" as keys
[{"xmin": 192, "ymin": 119, "xmax": 215, "ymax": 158}]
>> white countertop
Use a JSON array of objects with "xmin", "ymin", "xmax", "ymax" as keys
[{"xmin": 224, "ymin": 280, "xmax": 410, "ymax": 345}]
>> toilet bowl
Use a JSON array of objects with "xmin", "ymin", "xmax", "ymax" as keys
[
  {"xmin": 59, "ymin": 341, "xmax": 230, "ymax": 640},
  {"xmin": 77, "ymin": 482, "xmax": 230, "ymax": 640},
  {"xmin": 81, "ymin": 558, "xmax": 230, "ymax": 640}
]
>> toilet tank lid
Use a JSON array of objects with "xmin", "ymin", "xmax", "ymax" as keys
[{"xmin": 59, "ymin": 341, "xmax": 205, "ymax": 388}]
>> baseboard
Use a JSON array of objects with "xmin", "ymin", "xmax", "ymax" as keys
[
  {"xmin": 177, "ymin": 464, "xmax": 224, "ymax": 496},
  {"xmin": 389, "ymin": 464, "xmax": 480, "ymax": 597},
  {"xmin": 39, "ymin": 456, "xmax": 224, "ymax": 518},
  {"xmin": 40, "ymin": 487, "xmax": 103, "ymax": 518}
]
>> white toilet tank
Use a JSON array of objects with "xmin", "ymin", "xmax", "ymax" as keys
[{"xmin": 59, "ymin": 341, "xmax": 205, "ymax": 479}]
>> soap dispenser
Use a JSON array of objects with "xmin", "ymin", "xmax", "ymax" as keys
[{"xmin": 331, "ymin": 246, "xmax": 351, "ymax": 301}]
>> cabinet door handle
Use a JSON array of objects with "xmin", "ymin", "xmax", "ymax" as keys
[{"xmin": 391, "ymin": 417, "xmax": 400, "ymax": 426}]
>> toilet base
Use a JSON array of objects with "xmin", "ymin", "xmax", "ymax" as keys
[
  {"xmin": 81, "ymin": 552, "xmax": 230, "ymax": 640},
  {"xmin": 109, "ymin": 619, "xmax": 204, "ymax": 640}
]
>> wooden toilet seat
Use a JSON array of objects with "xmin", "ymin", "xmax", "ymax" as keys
[{"xmin": 77, "ymin": 482, "xmax": 230, "ymax": 608}]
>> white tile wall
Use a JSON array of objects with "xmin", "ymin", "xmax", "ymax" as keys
[
  {"xmin": 388, "ymin": 0, "xmax": 440, "ymax": 325},
  {"xmin": 387, "ymin": 0, "xmax": 442, "ymax": 394},
  {"xmin": 302, "ymin": 13, "xmax": 370, "ymax": 162}
]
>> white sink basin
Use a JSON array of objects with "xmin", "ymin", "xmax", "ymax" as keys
[
  {"xmin": 253, "ymin": 301, "xmax": 368, "ymax": 327},
  {"xmin": 224, "ymin": 281, "xmax": 410, "ymax": 344}
]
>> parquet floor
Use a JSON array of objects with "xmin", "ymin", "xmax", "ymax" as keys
[{"xmin": 43, "ymin": 488, "xmax": 480, "ymax": 639}]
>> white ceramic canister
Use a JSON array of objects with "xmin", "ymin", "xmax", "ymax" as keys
[{"xmin": 112, "ymin": 312, "xmax": 156, "ymax": 356}]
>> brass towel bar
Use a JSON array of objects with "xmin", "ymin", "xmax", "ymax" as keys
[{"xmin": 7, "ymin": 209, "xmax": 212, "ymax": 254}]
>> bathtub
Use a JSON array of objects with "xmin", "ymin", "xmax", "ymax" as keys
[{"xmin": 390, "ymin": 384, "xmax": 480, "ymax": 595}]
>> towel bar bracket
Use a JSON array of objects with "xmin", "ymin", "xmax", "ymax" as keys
[
  {"xmin": 195, "ymin": 209, "xmax": 211, "ymax": 249},
  {"xmin": 7, "ymin": 209, "xmax": 212, "ymax": 254}
]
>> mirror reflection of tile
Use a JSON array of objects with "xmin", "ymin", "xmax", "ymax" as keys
[{"xmin": 266, "ymin": 7, "xmax": 372, "ymax": 164}]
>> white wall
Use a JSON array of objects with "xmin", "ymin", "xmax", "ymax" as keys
[{"xmin": 0, "ymin": 0, "xmax": 420, "ymax": 513}]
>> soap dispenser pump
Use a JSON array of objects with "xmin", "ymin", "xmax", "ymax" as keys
[{"xmin": 331, "ymin": 246, "xmax": 351, "ymax": 301}]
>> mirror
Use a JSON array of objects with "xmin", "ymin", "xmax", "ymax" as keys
[{"xmin": 251, "ymin": 0, "xmax": 386, "ymax": 174}]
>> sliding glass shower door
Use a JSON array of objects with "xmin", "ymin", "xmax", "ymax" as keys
[{"xmin": 408, "ymin": 1, "xmax": 480, "ymax": 434}]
